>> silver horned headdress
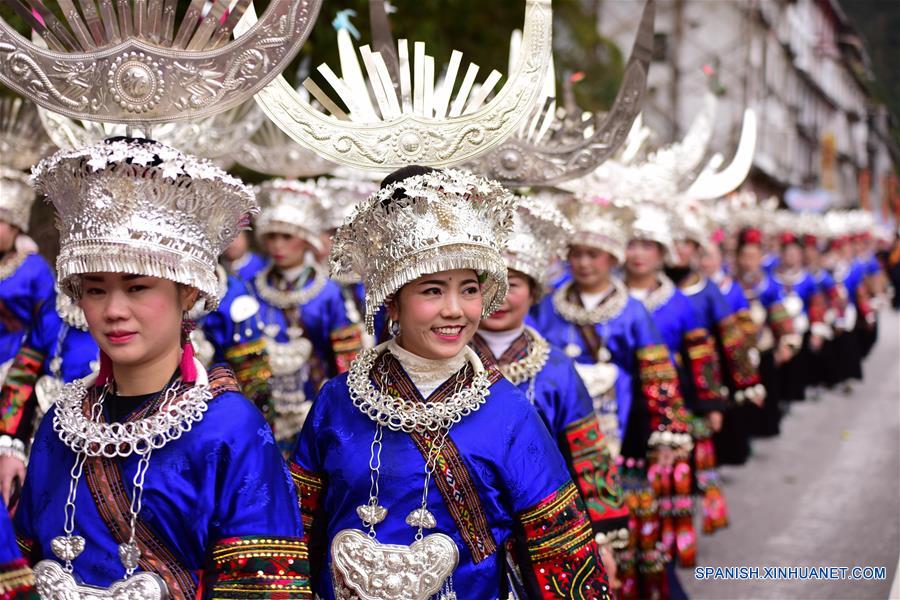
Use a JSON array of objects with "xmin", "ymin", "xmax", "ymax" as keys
[
  {"xmin": 0, "ymin": 0, "xmax": 322, "ymax": 123},
  {"xmin": 236, "ymin": 0, "xmax": 553, "ymax": 170},
  {"xmin": 331, "ymin": 169, "xmax": 516, "ymax": 333},
  {"xmin": 254, "ymin": 179, "xmax": 326, "ymax": 249},
  {"xmin": 31, "ymin": 138, "xmax": 257, "ymax": 310},
  {"xmin": 469, "ymin": 0, "xmax": 655, "ymax": 187},
  {"xmin": 505, "ymin": 195, "xmax": 573, "ymax": 291}
]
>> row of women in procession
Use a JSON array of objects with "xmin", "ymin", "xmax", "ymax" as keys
[{"xmin": 0, "ymin": 0, "xmax": 892, "ymax": 598}]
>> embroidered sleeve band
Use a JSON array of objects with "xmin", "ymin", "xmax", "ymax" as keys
[
  {"xmin": 516, "ymin": 482, "xmax": 611, "ymax": 600},
  {"xmin": 208, "ymin": 536, "xmax": 311, "ymax": 599},
  {"xmin": 562, "ymin": 414, "xmax": 629, "ymax": 540},
  {"xmin": 224, "ymin": 339, "xmax": 272, "ymax": 411},
  {"xmin": 683, "ymin": 328, "xmax": 726, "ymax": 410},
  {"xmin": 0, "ymin": 345, "xmax": 45, "ymax": 440},
  {"xmin": 636, "ymin": 344, "xmax": 691, "ymax": 440}
]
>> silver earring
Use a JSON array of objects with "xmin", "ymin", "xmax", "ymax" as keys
[{"xmin": 389, "ymin": 320, "xmax": 401, "ymax": 337}]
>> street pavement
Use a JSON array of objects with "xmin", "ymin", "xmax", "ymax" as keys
[{"xmin": 681, "ymin": 309, "xmax": 900, "ymax": 599}]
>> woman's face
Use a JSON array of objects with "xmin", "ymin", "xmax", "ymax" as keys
[
  {"xmin": 0, "ymin": 222, "xmax": 19, "ymax": 254},
  {"xmin": 568, "ymin": 244, "xmax": 615, "ymax": 291},
  {"xmin": 480, "ymin": 270, "xmax": 534, "ymax": 332},
  {"xmin": 388, "ymin": 269, "xmax": 483, "ymax": 360},
  {"xmin": 699, "ymin": 245, "xmax": 723, "ymax": 277},
  {"xmin": 263, "ymin": 232, "xmax": 310, "ymax": 269},
  {"xmin": 79, "ymin": 274, "xmax": 197, "ymax": 370},
  {"xmin": 625, "ymin": 239, "xmax": 663, "ymax": 278},
  {"xmin": 222, "ymin": 231, "xmax": 250, "ymax": 262},
  {"xmin": 736, "ymin": 244, "xmax": 763, "ymax": 275}
]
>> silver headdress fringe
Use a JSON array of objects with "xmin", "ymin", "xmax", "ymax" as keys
[
  {"xmin": 505, "ymin": 195, "xmax": 573, "ymax": 292},
  {"xmin": 331, "ymin": 169, "xmax": 515, "ymax": 334},
  {"xmin": 31, "ymin": 138, "xmax": 257, "ymax": 310}
]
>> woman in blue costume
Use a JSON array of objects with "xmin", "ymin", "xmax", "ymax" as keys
[
  {"xmin": 471, "ymin": 196, "xmax": 628, "ymax": 591},
  {"xmin": 530, "ymin": 197, "xmax": 692, "ymax": 600},
  {"xmin": 248, "ymin": 180, "xmax": 363, "ymax": 451},
  {"xmin": 191, "ymin": 264, "xmax": 272, "ymax": 415},
  {"xmin": 771, "ymin": 229, "xmax": 829, "ymax": 402},
  {"xmin": 0, "ymin": 291, "xmax": 99, "ymax": 504},
  {"xmin": 733, "ymin": 227, "xmax": 799, "ymax": 438},
  {"xmin": 14, "ymin": 138, "xmax": 310, "ymax": 599},
  {"xmin": 0, "ymin": 168, "xmax": 56, "ymax": 494},
  {"xmin": 292, "ymin": 167, "xmax": 611, "ymax": 600},
  {"xmin": 824, "ymin": 236, "xmax": 865, "ymax": 386},
  {"xmin": 622, "ymin": 205, "xmax": 729, "ymax": 560}
]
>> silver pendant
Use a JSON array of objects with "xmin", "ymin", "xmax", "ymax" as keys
[
  {"xmin": 286, "ymin": 325, "xmax": 305, "ymax": 339},
  {"xmin": 118, "ymin": 542, "xmax": 141, "ymax": 570},
  {"xmin": 331, "ymin": 529, "xmax": 458, "ymax": 600},
  {"xmin": 405, "ymin": 508, "xmax": 437, "ymax": 530},
  {"xmin": 596, "ymin": 347, "xmax": 612, "ymax": 363},
  {"xmin": 564, "ymin": 343, "xmax": 581, "ymax": 358},
  {"xmin": 36, "ymin": 375, "xmax": 64, "ymax": 414},
  {"xmin": 49, "ymin": 357, "xmax": 63, "ymax": 375},
  {"xmin": 51, "ymin": 535, "xmax": 85, "ymax": 561},
  {"xmin": 34, "ymin": 560, "xmax": 169, "ymax": 600},
  {"xmin": 356, "ymin": 504, "xmax": 388, "ymax": 526},
  {"xmin": 263, "ymin": 323, "xmax": 282, "ymax": 339}
]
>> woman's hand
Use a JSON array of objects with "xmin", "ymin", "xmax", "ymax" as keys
[{"xmin": 0, "ymin": 455, "xmax": 25, "ymax": 507}]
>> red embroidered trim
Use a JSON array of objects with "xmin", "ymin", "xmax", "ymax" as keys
[
  {"xmin": 563, "ymin": 414, "xmax": 629, "ymax": 531},
  {"xmin": 636, "ymin": 344, "xmax": 689, "ymax": 434},
  {"xmin": 224, "ymin": 339, "xmax": 272, "ymax": 411},
  {"xmin": 717, "ymin": 314, "xmax": 761, "ymax": 390},
  {"xmin": 683, "ymin": 328, "xmax": 725, "ymax": 403},
  {"xmin": 0, "ymin": 345, "xmax": 44, "ymax": 436},
  {"xmin": 207, "ymin": 536, "xmax": 311, "ymax": 599},
  {"xmin": 330, "ymin": 324, "xmax": 363, "ymax": 375},
  {"xmin": 288, "ymin": 462, "xmax": 324, "ymax": 546},
  {"xmin": 768, "ymin": 302, "xmax": 795, "ymax": 339},
  {"xmin": 0, "ymin": 557, "xmax": 35, "ymax": 596},
  {"xmin": 517, "ymin": 482, "xmax": 610, "ymax": 599}
]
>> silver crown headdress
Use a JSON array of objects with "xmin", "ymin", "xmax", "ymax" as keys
[
  {"xmin": 31, "ymin": 138, "xmax": 257, "ymax": 310},
  {"xmin": 468, "ymin": 0, "xmax": 655, "ymax": 187},
  {"xmin": 236, "ymin": 0, "xmax": 553, "ymax": 170},
  {"xmin": 254, "ymin": 179, "xmax": 326, "ymax": 249},
  {"xmin": 560, "ymin": 195, "xmax": 634, "ymax": 264},
  {"xmin": 0, "ymin": 97, "xmax": 56, "ymax": 232},
  {"xmin": 628, "ymin": 202, "xmax": 675, "ymax": 258},
  {"xmin": 0, "ymin": 0, "xmax": 321, "ymax": 123},
  {"xmin": 331, "ymin": 169, "xmax": 516, "ymax": 333},
  {"xmin": 315, "ymin": 176, "xmax": 379, "ymax": 232},
  {"xmin": 505, "ymin": 195, "xmax": 573, "ymax": 290}
]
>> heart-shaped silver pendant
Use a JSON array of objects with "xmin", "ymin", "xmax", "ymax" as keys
[
  {"xmin": 118, "ymin": 542, "xmax": 141, "ymax": 570},
  {"xmin": 34, "ymin": 560, "xmax": 170, "ymax": 600},
  {"xmin": 356, "ymin": 504, "xmax": 387, "ymax": 526},
  {"xmin": 331, "ymin": 529, "xmax": 458, "ymax": 600},
  {"xmin": 50, "ymin": 535, "xmax": 85, "ymax": 562}
]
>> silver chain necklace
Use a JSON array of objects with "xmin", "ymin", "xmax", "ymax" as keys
[
  {"xmin": 347, "ymin": 344, "xmax": 491, "ymax": 433},
  {"xmin": 254, "ymin": 263, "xmax": 327, "ymax": 309},
  {"xmin": 36, "ymin": 375, "xmax": 209, "ymax": 599},
  {"xmin": 630, "ymin": 275, "xmax": 676, "ymax": 313},
  {"xmin": 333, "ymin": 352, "xmax": 471, "ymax": 600},
  {"xmin": 552, "ymin": 278, "xmax": 629, "ymax": 326}
]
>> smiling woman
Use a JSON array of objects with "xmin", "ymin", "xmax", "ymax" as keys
[
  {"xmin": 13, "ymin": 138, "xmax": 311, "ymax": 599},
  {"xmin": 291, "ymin": 167, "xmax": 612, "ymax": 599}
]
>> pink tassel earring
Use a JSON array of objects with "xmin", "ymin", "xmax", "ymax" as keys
[{"xmin": 180, "ymin": 313, "xmax": 198, "ymax": 383}]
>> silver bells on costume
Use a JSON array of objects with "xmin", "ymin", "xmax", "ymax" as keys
[
  {"xmin": 254, "ymin": 179, "xmax": 327, "ymax": 251},
  {"xmin": 504, "ymin": 195, "xmax": 573, "ymax": 291},
  {"xmin": 0, "ymin": 167, "xmax": 34, "ymax": 231},
  {"xmin": 330, "ymin": 168, "xmax": 516, "ymax": 333},
  {"xmin": 31, "ymin": 138, "xmax": 257, "ymax": 311}
]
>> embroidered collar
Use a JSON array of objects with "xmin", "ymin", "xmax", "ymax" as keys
[
  {"xmin": 0, "ymin": 251, "xmax": 28, "ymax": 284},
  {"xmin": 552, "ymin": 279, "xmax": 629, "ymax": 326},
  {"xmin": 629, "ymin": 275, "xmax": 675, "ymax": 312},
  {"xmin": 678, "ymin": 273, "xmax": 707, "ymax": 297},
  {"xmin": 386, "ymin": 339, "xmax": 468, "ymax": 398},
  {"xmin": 473, "ymin": 326, "xmax": 550, "ymax": 386}
]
